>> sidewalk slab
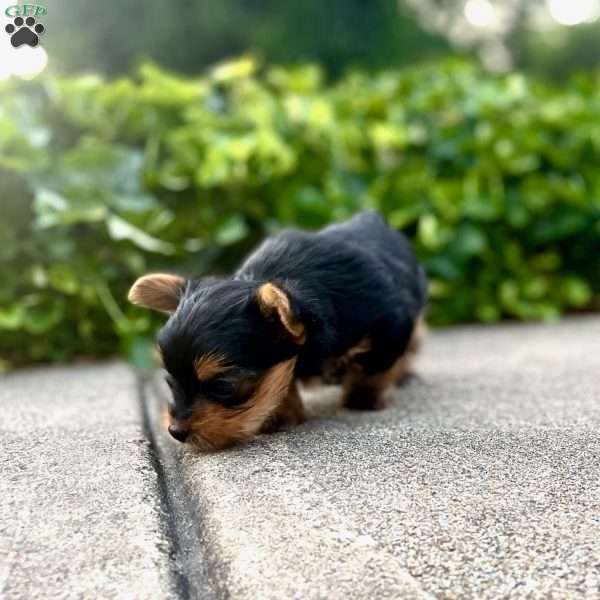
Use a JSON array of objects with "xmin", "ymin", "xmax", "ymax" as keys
[
  {"xmin": 0, "ymin": 363, "xmax": 178, "ymax": 599},
  {"xmin": 148, "ymin": 316, "xmax": 600, "ymax": 599}
]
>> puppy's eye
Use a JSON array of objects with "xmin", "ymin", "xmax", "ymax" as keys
[
  {"xmin": 204, "ymin": 378, "xmax": 234, "ymax": 398},
  {"xmin": 203, "ymin": 379, "xmax": 253, "ymax": 408}
]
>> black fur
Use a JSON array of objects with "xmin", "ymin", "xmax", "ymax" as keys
[{"xmin": 158, "ymin": 211, "xmax": 427, "ymax": 418}]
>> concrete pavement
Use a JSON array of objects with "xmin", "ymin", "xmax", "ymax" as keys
[
  {"xmin": 0, "ymin": 364, "xmax": 179, "ymax": 599},
  {"xmin": 2, "ymin": 317, "xmax": 600, "ymax": 598},
  {"xmin": 147, "ymin": 316, "xmax": 600, "ymax": 599}
]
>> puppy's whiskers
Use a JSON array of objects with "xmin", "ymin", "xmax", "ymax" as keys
[{"xmin": 189, "ymin": 432, "xmax": 215, "ymax": 451}]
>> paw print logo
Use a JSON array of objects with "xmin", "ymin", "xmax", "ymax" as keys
[{"xmin": 5, "ymin": 16, "xmax": 45, "ymax": 48}]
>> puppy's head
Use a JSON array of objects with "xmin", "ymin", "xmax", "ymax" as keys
[{"xmin": 128, "ymin": 274, "xmax": 305, "ymax": 449}]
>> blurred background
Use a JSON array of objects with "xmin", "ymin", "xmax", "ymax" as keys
[{"xmin": 0, "ymin": 0, "xmax": 599, "ymax": 368}]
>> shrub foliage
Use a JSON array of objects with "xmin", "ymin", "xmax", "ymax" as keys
[{"xmin": 1, "ymin": 59, "xmax": 599, "ymax": 366}]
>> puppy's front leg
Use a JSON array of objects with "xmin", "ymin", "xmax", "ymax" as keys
[
  {"xmin": 342, "ymin": 368, "xmax": 390, "ymax": 411},
  {"xmin": 342, "ymin": 354, "xmax": 410, "ymax": 411},
  {"xmin": 343, "ymin": 313, "xmax": 425, "ymax": 409},
  {"xmin": 260, "ymin": 379, "xmax": 305, "ymax": 433}
]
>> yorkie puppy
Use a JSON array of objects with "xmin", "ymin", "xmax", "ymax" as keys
[{"xmin": 128, "ymin": 211, "xmax": 427, "ymax": 450}]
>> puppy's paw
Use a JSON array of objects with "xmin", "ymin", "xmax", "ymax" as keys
[{"xmin": 260, "ymin": 409, "xmax": 306, "ymax": 434}]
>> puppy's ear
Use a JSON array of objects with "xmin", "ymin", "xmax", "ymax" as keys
[
  {"xmin": 128, "ymin": 273, "xmax": 186, "ymax": 313},
  {"xmin": 255, "ymin": 282, "xmax": 305, "ymax": 344}
]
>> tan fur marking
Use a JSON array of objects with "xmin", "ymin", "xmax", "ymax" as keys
[
  {"xmin": 346, "ymin": 336, "xmax": 372, "ymax": 358},
  {"xmin": 260, "ymin": 379, "xmax": 305, "ymax": 433},
  {"xmin": 128, "ymin": 273, "xmax": 185, "ymax": 313},
  {"xmin": 257, "ymin": 283, "xmax": 305, "ymax": 342},
  {"xmin": 408, "ymin": 314, "xmax": 426, "ymax": 355},
  {"xmin": 194, "ymin": 353, "xmax": 228, "ymax": 381},
  {"xmin": 321, "ymin": 336, "xmax": 372, "ymax": 384},
  {"xmin": 186, "ymin": 357, "xmax": 297, "ymax": 449}
]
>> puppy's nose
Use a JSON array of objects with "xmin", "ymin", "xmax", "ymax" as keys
[{"xmin": 168, "ymin": 424, "xmax": 189, "ymax": 443}]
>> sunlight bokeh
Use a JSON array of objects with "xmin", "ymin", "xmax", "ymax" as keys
[
  {"xmin": 0, "ymin": 40, "xmax": 48, "ymax": 80},
  {"xmin": 464, "ymin": 0, "xmax": 498, "ymax": 28},
  {"xmin": 547, "ymin": 0, "xmax": 600, "ymax": 26}
]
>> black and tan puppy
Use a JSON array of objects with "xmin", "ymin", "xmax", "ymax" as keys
[{"xmin": 128, "ymin": 211, "xmax": 427, "ymax": 449}]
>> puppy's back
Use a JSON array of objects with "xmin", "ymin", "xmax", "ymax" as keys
[{"xmin": 320, "ymin": 211, "xmax": 427, "ymax": 314}]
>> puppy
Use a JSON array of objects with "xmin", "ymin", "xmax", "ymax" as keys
[{"xmin": 128, "ymin": 211, "xmax": 427, "ymax": 449}]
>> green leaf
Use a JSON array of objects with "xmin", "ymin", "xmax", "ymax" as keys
[
  {"xmin": 0, "ymin": 305, "xmax": 25, "ymax": 330},
  {"xmin": 107, "ymin": 215, "xmax": 175, "ymax": 254},
  {"xmin": 215, "ymin": 216, "xmax": 249, "ymax": 245},
  {"xmin": 561, "ymin": 278, "xmax": 592, "ymax": 307},
  {"xmin": 23, "ymin": 302, "xmax": 64, "ymax": 335},
  {"xmin": 48, "ymin": 265, "xmax": 79, "ymax": 295}
]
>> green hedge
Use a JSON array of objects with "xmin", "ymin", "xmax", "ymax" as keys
[{"xmin": 1, "ymin": 58, "xmax": 599, "ymax": 367}]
